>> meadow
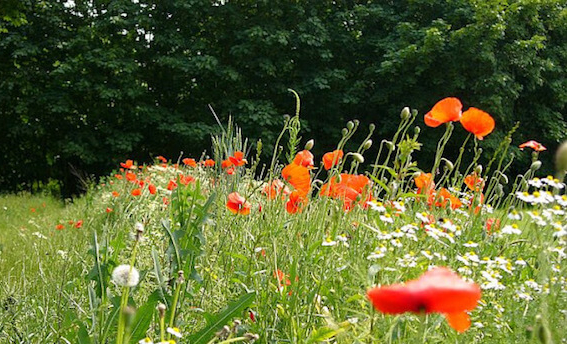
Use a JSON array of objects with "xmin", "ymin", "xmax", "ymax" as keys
[{"xmin": 1, "ymin": 98, "xmax": 566, "ymax": 343}]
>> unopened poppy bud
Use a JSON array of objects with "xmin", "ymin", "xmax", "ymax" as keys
[
  {"xmin": 157, "ymin": 303, "xmax": 166, "ymax": 318},
  {"xmin": 400, "ymin": 107, "xmax": 411, "ymax": 120},
  {"xmin": 475, "ymin": 165, "xmax": 483, "ymax": 175},
  {"xmin": 385, "ymin": 141, "xmax": 395, "ymax": 151},
  {"xmin": 499, "ymin": 173, "xmax": 509, "ymax": 184},
  {"xmin": 369, "ymin": 123, "xmax": 376, "ymax": 131},
  {"xmin": 283, "ymin": 114, "xmax": 290, "ymax": 122},
  {"xmin": 352, "ymin": 153, "xmax": 364, "ymax": 163},
  {"xmin": 363, "ymin": 139, "xmax": 373, "ymax": 150},
  {"xmin": 530, "ymin": 160, "xmax": 542, "ymax": 171},
  {"xmin": 346, "ymin": 121, "xmax": 354, "ymax": 130},
  {"xmin": 414, "ymin": 126, "xmax": 421, "ymax": 135},
  {"xmin": 412, "ymin": 171, "xmax": 422, "ymax": 179},
  {"xmin": 441, "ymin": 158, "xmax": 454, "ymax": 171},
  {"xmin": 304, "ymin": 139, "xmax": 314, "ymax": 151},
  {"xmin": 341, "ymin": 128, "xmax": 348, "ymax": 136}
]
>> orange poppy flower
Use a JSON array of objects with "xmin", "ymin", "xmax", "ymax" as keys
[
  {"xmin": 167, "ymin": 180, "xmax": 178, "ymax": 191},
  {"xmin": 367, "ymin": 267, "xmax": 481, "ymax": 332},
  {"xmin": 424, "ymin": 97, "xmax": 463, "ymax": 128},
  {"xmin": 55, "ymin": 224, "xmax": 65, "ymax": 230},
  {"xmin": 131, "ymin": 188, "xmax": 142, "ymax": 196},
  {"xmin": 226, "ymin": 192, "xmax": 251, "ymax": 215},
  {"xmin": 157, "ymin": 155, "xmax": 167, "ymax": 163},
  {"xmin": 125, "ymin": 172, "xmax": 137, "ymax": 182},
  {"xmin": 182, "ymin": 158, "xmax": 197, "ymax": 167},
  {"xmin": 106, "ymin": 207, "xmax": 113, "ymax": 213},
  {"xmin": 120, "ymin": 159, "xmax": 134, "ymax": 169},
  {"xmin": 115, "ymin": 174, "xmax": 123, "ymax": 180},
  {"xmin": 322, "ymin": 150, "xmax": 344, "ymax": 170},
  {"xmin": 464, "ymin": 172, "xmax": 484, "ymax": 192},
  {"xmin": 221, "ymin": 159, "xmax": 233, "ymax": 169},
  {"xmin": 282, "ymin": 163, "xmax": 311, "ymax": 197},
  {"xmin": 293, "ymin": 150, "xmax": 314, "ymax": 168},
  {"xmin": 112, "ymin": 191, "xmax": 120, "ymax": 197},
  {"xmin": 75, "ymin": 220, "xmax": 83, "ymax": 229},
  {"xmin": 179, "ymin": 174, "xmax": 194, "ymax": 186},
  {"xmin": 485, "ymin": 218, "xmax": 501, "ymax": 235},
  {"xmin": 148, "ymin": 184, "xmax": 157, "ymax": 195},
  {"xmin": 262, "ymin": 179, "xmax": 291, "ymax": 199},
  {"xmin": 519, "ymin": 140, "xmax": 546, "ymax": 152},
  {"xmin": 228, "ymin": 151, "xmax": 247, "ymax": 166},
  {"xmin": 460, "ymin": 107, "xmax": 495, "ymax": 140},
  {"xmin": 435, "ymin": 188, "xmax": 462, "ymax": 209},
  {"xmin": 286, "ymin": 190, "xmax": 306, "ymax": 214},
  {"xmin": 320, "ymin": 174, "xmax": 373, "ymax": 210},
  {"xmin": 274, "ymin": 269, "xmax": 292, "ymax": 286},
  {"xmin": 203, "ymin": 159, "xmax": 215, "ymax": 167}
]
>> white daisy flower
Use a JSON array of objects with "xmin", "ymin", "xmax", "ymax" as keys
[
  {"xmin": 501, "ymin": 224, "xmax": 522, "ymax": 235},
  {"xmin": 167, "ymin": 327, "xmax": 182, "ymax": 338},
  {"xmin": 380, "ymin": 213, "xmax": 394, "ymax": 224},
  {"xmin": 322, "ymin": 237, "xmax": 337, "ymax": 247}
]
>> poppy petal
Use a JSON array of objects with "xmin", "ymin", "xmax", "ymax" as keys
[
  {"xmin": 444, "ymin": 312, "xmax": 471, "ymax": 333},
  {"xmin": 460, "ymin": 107, "xmax": 495, "ymax": 140}
]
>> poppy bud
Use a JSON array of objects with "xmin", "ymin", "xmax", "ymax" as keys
[
  {"xmin": 369, "ymin": 123, "xmax": 376, "ymax": 131},
  {"xmin": 441, "ymin": 158, "xmax": 454, "ymax": 172},
  {"xmin": 400, "ymin": 107, "xmax": 411, "ymax": 120},
  {"xmin": 354, "ymin": 120, "xmax": 359, "ymax": 126},
  {"xmin": 475, "ymin": 165, "xmax": 483, "ymax": 175},
  {"xmin": 385, "ymin": 141, "xmax": 395, "ymax": 151},
  {"xmin": 414, "ymin": 126, "xmax": 421, "ymax": 135},
  {"xmin": 363, "ymin": 139, "xmax": 373, "ymax": 150},
  {"xmin": 283, "ymin": 114, "xmax": 290, "ymax": 122},
  {"xmin": 555, "ymin": 140, "xmax": 567, "ymax": 180},
  {"xmin": 304, "ymin": 139, "xmax": 314, "ymax": 151},
  {"xmin": 346, "ymin": 121, "xmax": 354, "ymax": 130},
  {"xmin": 530, "ymin": 160, "xmax": 542, "ymax": 171},
  {"xmin": 341, "ymin": 128, "xmax": 348, "ymax": 136},
  {"xmin": 352, "ymin": 153, "xmax": 364, "ymax": 163},
  {"xmin": 499, "ymin": 173, "xmax": 509, "ymax": 184},
  {"xmin": 157, "ymin": 303, "xmax": 166, "ymax": 318}
]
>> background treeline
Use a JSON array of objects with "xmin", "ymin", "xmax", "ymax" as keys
[{"xmin": 1, "ymin": 0, "xmax": 566, "ymax": 196}]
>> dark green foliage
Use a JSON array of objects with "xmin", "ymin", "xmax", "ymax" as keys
[{"xmin": 1, "ymin": 0, "xmax": 566, "ymax": 194}]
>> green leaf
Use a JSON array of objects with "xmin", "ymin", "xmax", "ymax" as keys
[
  {"xmin": 187, "ymin": 292, "xmax": 255, "ymax": 344},
  {"xmin": 306, "ymin": 326, "xmax": 345, "ymax": 343},
  {"xmin": 129, "ymin": 291, "xmax": 161, "ymax": 341}
]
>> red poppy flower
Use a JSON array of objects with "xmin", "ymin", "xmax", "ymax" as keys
[
  {"xmin": 131, "ymin": 188, "xmax": 142, "ymax": 196},
  {"xmin": 322, "ymin": 150, "xmax": 344, "ymax": 170},
  {"xmin": 226, "ymin": 192, "xmax": 251, "ymax": 215},
  {"xmin": 367, "ymin": 267, "xmax": 481, "ymax": 332},
  {"xmin": 126, "ymin": 172, "xmax": 138, "ymax": 182},
  {"xmin": 464, "ymin": 172, "xmax": 484, "ymax": 192},
  {"xmin": 55, "ymin": 224, "xmax": 65, "ymax": 230},
  {"xmin": 460, "ymin": 107, "xmax": 495, "ymax": 140},
  {"xmin": 282, "ymin": 163, "xmax": 311, "ymax": 197},
  {"xmin": 203, "ymin": 159, "xmax": 215, "ymax": 167},
  {"xmin": 519, "ymin": 140, "xmax": 546, "ymax": 152},
  {"xmin": 286, "ymin": 191, "xmax": 306, "ymax": 214},
  {"xmin": 179, "ymin": 174, "xmax": 195, "ymax": 186},
  {"xmin": 221, "ymin": 159, "xmax": 233, "ymax": 169},
  {"xmin": 485, "ymin": 218, "xmax": 501, "ymax": 235},
  {"xmin": 112, "ymin": 191, "xmax": 120, "ymax": 197},
  {"xmin": 148, "ymin": 184, "xmax": 157, "ymax": 195},
  {"xmin": 226, "ymin": 167, "xmax": 235, "ymax": 175},
  {"xmin": 120, "ymin": 159, "xmax": 134, "ymax": 169},
  {"xmin": 106, "ymin": 207, "xmax": 113, "ymax": 213},
  {"xmin": 424, "ymin": 98, "xmax": 463, "ymax": 128},
  {"xmin": 435, "ymin": 188, "xmax": 462, "ymax": 210},
  {"xmin": 182, "ymin": 158, "xmax": 197, "ymax": 167},
  {"xmin": 320, "ymin": 174, "xmax": 373, "ymax": 210},
  {"xmin": 274, "ymin": 269, "xmax": 292, "ymax": 286},
  {"xmin": 228, "ymin": 151, "xmax": 247, "ymax": 167},
  {"xmin": 157, "ymin": 155, "xmax": 168, "ymax": 163},
  {"xmin": 262, "ymin": 179, "xmax": 291, "ymax": 199},
  {"xmin": 167, "ymin": 180, "xmax": 178, "ymax": 191},
  {"xmin": 115, "ymin": 174, "xmax": 123, "ymax": 180},
  {"xmin": 293, "ymin": 150, "xmax": 314, "ymax": 169},
  {"xmin": 75, "ymin": 220, "xmax": 83, "ymax": 229}
]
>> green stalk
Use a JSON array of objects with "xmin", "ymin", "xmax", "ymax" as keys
[{"xmin": 167, "ymin": 280, "xmax": 184, "ymax": 339}]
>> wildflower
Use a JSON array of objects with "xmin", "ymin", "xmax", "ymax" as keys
[
  {"xmin": 229, "ymin": 151, "xmax": 247, "ymax": 166},
  {"xmin": 182, "ymin": 158, "xmax": 197, "ymax": 167},
  {"xmin": 221, "ymin": 159, "xmax": 233, "ymax": 169},
  {"xmin": 322, "ymin": 236, "xmax": 337, "ymax": 247},
  {"xmin": 131, "ymin": 188, "xmax": 142, "ymax": 196},
  {"xmin": 148, "ymin": 184, "xmax": 157, "ymax": 195},
  {"xmin": 167, "ymin": 327, "xmax": 182, "ymax": 338},
  {"xmin": 286, "ymin": 191, "xmax": 306, "ymax": 214},
  {"xmin": 203, "ymin": 159, "xmax": 215, "ymax": 167},
  {"xmin": 274, "ymin": 269, "xmax": 291, "ymax": 286},
  {"xmin": 120, "ymin": 159, "xmax": 135, "ymax": 169},
  {"xmin": 320, "ymin": 173, "xmax": 373, "ymax": 210},
  {"xmin": 157, "ymin": 155, "xmax": 168, "ymax": 163},
  {"xmin": 55, "ymin": 224, "xmax": 65, "ymax": 230},
  {"xmin": 111, "ymin": 265, "xmax": 140, "ymax": 287},
  {"xmin": 519, "ymin": 140, "xmax": 546, "ymax": 152},
  {"xmin": 464, "ymin": 172, "xmax": 484, "ymax": 192},
  {"xmin": 507, "ymin": 210, "xmax": 521, "ymax": 220},
  {"xmin": 367, "ymin": 246, "xmax": 387, "ymax": 260},
  {"xmin": 322, "ymin": 150, "xmax": 344, "ymax": 170},
  {"xmin": 293, "ymin": 150, "xmax": 314, "ymax": 168},
  {"xmin": 262, "ymin": 179, "xmax": 291, "ymax": 199},
  {"xmin": 112, "ymin": 191, "xmax": 120, "ymax": 197},
  {"xmin": 226, "ymin": 192, "xmax": 251, "ymax": 215},
  {"xmin": 106, "ymin": 207, "xmax": 113, "ymax": 213},
  {"xmin": 485, "ymin": 218, "xmax": 501, "ymax": 234},
  {"xmin": 460, "ymin": 107, "xmax": 495, "ymax": 140},
  {"xmin": 424, "ymin": 97, "xmax": 463, "ymax": 127},
  {"xmin": 367, "ymin": 267, "xmax": 481, "ymax": 332},
  {"xmin": 75, "ymin": 220, "xmax": 83, "ymax": 229},
  {"xmin": 167, "ymin": 180, "xmax": 178, "ymax": 191},
  {"xmin": 126, "ymin": 172, "xmax": 137, "ymax": 182},
  {"xmin": 380, "ymin": 213, "xmax": 394, "ymax": 224},
  {"xmin": 282, "ymin": 163, "xmax": 311, "ymax": 197},
  {"xmin": 139, "ymin": 337, "xmax": 153, "ymax": 344},
  {"xmin": 179, "ymin": 174, "xmax": 194, "ymax": 186}
]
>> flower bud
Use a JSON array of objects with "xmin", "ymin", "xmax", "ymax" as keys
[
  {"xmin": 352, "ymin": 153, "xmax": 364, "ymax": 163},
  {"xmin": 304, "ymin": 139, "xmax": 314, "ymax": 151},
  {"xmin": 283, "ymin": 114, "xmax": 290, "ymax": 122},
  {"xmin": 441, "ymin": 158, "xmax": 454, "ymax": 172},
  {"xmin": 363, "ymin": 139, "xmax": 373, "ymax": 150},
  {"xmin": 555, "ymin": 141, "xmax": 567, "ymax": 177},
  {"xmin": 414, "ymin": 126, "xmax": 421, "ymax": 135},
  {"xmin": 369, "ymin": 123, "xmax": 376, "ymax": 131},
  {"xmin": 400, "ymin": 107, "xmax": 411, "ymax": 120},
  {"xmin": 530, "ymin": 160, "xmax": 542, "ymax": 171},
  {"xmin": 157, "ymin": 303, "xmax": 166, "ymax": 318},
  {"xmin": 475, "ymin": 165, "xmax": 483, "ymax": 175},
  {"xmin": 499, "ymin": 173, "xmax": 509, "ymax": 184},
  {"xmin": 346, "ymin": 121, "xmax": 354, "ymax": 130},
  {"xmin": 385, "ymin": 141, "xmax": 395, "ymax": 151},
  {"xmin": 341, "ymin": 128, "xmax": 348, "ymax": 136}
]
